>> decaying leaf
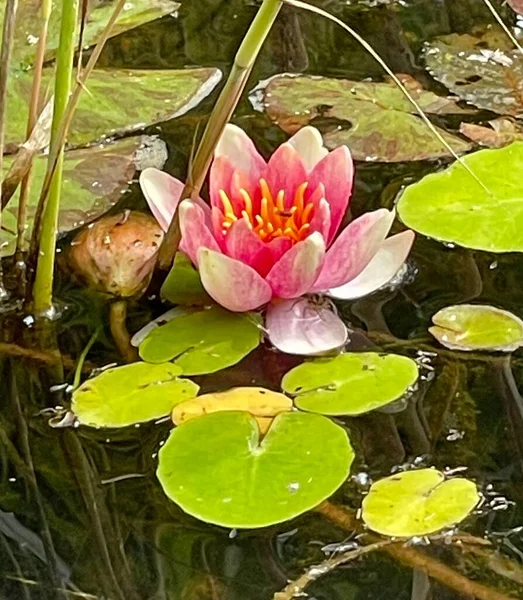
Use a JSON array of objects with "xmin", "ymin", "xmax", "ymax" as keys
[{"xmin": 460, "ymin": 118, "xmax": 523, "ymax": 148}]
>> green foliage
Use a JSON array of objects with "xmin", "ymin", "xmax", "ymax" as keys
[{"xmin": 161, "ymin": 253, "xmax": 212, "ymax": 306}]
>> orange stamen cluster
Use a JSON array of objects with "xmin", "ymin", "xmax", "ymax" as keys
[{"xmin": 219, "ymin": 178, "xmax": 314, "ymax": 244}]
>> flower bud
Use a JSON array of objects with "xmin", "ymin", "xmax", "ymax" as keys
[{"xmin": 67, "ymin": 210, "xmax": 163, "ymax": 298}]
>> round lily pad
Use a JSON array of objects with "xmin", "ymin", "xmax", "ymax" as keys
[
  {"xmin": 281, "ymin": 353, "xmax": 418, "ymax": 416},
  {"xmin": 397, "ymin": 142, "xmax": 523, "ymax": 252},
  {"xmin": 72, "ymin": 362, "xmax": 199, "ymax": 428},
  {"xmin": 361, "ymin": 469, "xmax": 480, "ymax": 537},
  {"xmin": 429, "ymin": 304, "xmax": 523, "ymax": 352},
  {"xmin": 138, "ymin": 306, "xmax": 262, "ymax": 375},
  {"xmin": 157, "ymin": 411, "xmax": 354, "ymax": 528}
]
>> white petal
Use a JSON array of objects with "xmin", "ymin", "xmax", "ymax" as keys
[
  {"xmin": 266, "ymin": 297, "xmax": 348, "ymax": 356},
  {"xmin": 328, "ymin": 231, "xmax": 415, "ymax": 300},
  {"xmin": 139, "ymin": 168, "xmax": 184, "ymax": 232},
  {"xmin": 215, "ymin": 123, "xmax": 266, "ymax": 174},
  {"xmin": 288, "ymin": 126, "xmax": 329, "ymax": 172}
]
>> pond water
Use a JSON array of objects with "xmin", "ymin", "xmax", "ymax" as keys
[{"xmin": 2, "ymin": 0, "xmax": 523, "ymax": 598}]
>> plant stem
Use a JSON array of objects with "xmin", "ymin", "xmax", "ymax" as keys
[
  {"xmin": 32, "ymin": 0, "xmax": 79, "ymax": 315},
  {"xmin": 157, "ymin": 0, "xmax": 282, "ymax": 271},
  {"xmin": 109, "ymin": 300, "xmax": 138, "ymax": 363},
  {"xmin": 0, "ymin": 0, "xmax": 19, "ymax": 298}
]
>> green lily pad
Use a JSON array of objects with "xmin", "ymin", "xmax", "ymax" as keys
[
  {"xmin": 72, "ymin": 362, "xmax": 199, "ymax": 428},
  {"xmin": 253, "ymin": 73, "xmax": 470, "ymax": 162},
  {"xmin": 7, "ymin": 67, "xmax": 221, "ymax": 148},
  {"xmin": 161, "ymin": 253, "xmax": 212, "ymax": 306},
  {"xmin": 361, "ymin": 469, "xmax": 480, "ymax": 537},
  {"xmin": 1, "ymin": 136, "xmax": 165, "ymax": 257},
  {"xmin": 429, "ymin": 304, "xmax": 523, "ymax": 352},
  {"xmin": 139, "ymin": 306, "xmax": 262, "ymax": 375},
  {"xmin": 157, "ymin": 410, "xmax": 354, "ymax": 528},
  {"xmin": 397, "ymin": 142, "xmax": 523, "ymax": 252},
  {"xmin": 281, "ymin": 353, "xmax": 418, "ymax": 416}
]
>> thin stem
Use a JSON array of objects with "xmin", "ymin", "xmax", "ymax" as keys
[
  {"xmin": 73, "ymin": 325, "xmax": 101, "ymax": 389},
  {"xmin": 32, "ymin": 0, "xmax": 79, "ymax": 315},
  {"xmin": 157, "ymin": 0, "xmax": 283, "ymax": 271},
  {"xmin": 109, "ymin": 300, "xmax": 138, "ymax": 363}
]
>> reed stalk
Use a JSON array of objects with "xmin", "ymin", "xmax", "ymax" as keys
[{"xmin": 157, "ymin": 0, "xmax": 283, "ymax": 270}]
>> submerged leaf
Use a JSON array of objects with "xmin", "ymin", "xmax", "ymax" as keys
[
  {"xmin": 139, "ymin": 306, "xmax": 262, "ymax": 375},
  {"xmin": 253, "ymin": 73, "xmax": 470, "ymax": 162},
  {"xmin": 72, "ymin": 362, "xmax": 199, "ymax": 428},
  {"xmin": 429, "ymin": 304, "xmax": 523, "ymax": 352},
  {"xmin": 397, "ymin": 142, "xmax": 523, "ymax": 252},
  {"xmin": 157, "ymin": 411, "xmax": 354, "ymax": 528},
  {"xmin": 281, "ymin": 353, "xmax": 418, "ymax": 416},
  {"xmin": 362, "ymin": 469, "xmax": 480, "ymax": 537},
  {"xmin": 460, "ymin": 118, "xmax": 523, "ymax": 148}
]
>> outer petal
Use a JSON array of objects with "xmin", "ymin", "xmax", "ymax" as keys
[
  {"xmin": 198, "ymin": 248, "xmax": 272, "ymax": 312},
  {"xmin": 215, "ymin": 123, "xmax": 267, "ymax": 176},
  {"xmin": 266, "ymin": 232, "xmax": 325, "ymax": 298},
  {"xmin": 288, "ymin": 126, "xmax": 328, "ymax": 172},
  {"xmin": 265, "ymin": 144, "xmax": 308, "ymax": 209},
  {"xmin": 266, "ymin": 297, "xmax": 348, "ymax": 356},
  {"xmin": 307, "ymin": 146, "xmax": 354, "ymax": 243},
  {"xmin": 139, "ymin": 168, "xmax": 184, "ymax": 232},
  {"xmin": 179, "ymin": 201, "xmax": 220, "ymax": 266},
  {"xmin": 308, "ymin": 197, "xmax": 331, "ymax": 241},
  {"xmin": 225, "ymin": 219, "xmax": 274, "ymax": 277},
  {"xmin": 311, "ymin": 209, "xmax": 395, "ymax": 292},
  {"xmin": 266, "ymin": 237, "xmax": 292, "ymax": 264},
  {"xmin": 328, "ymin": 231, "xmax": 415, "ymax": 300}
]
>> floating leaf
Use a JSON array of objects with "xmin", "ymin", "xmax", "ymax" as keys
[
  {"xmin": 1, "ymin": 136, "xmax": 165, "ymax": 257},
  {"xmin": 424, "ymin": 29, "xmax": 523, "ymax": 116},
  {"xmin": 157, "ymin": 411, "xmax": 354, "ymax": 528},
  {"xmin": 253, "ymin": 73, "xmax": 470, "ymax": 162},
  {"xmin": 139, "ymin": 306, "xmax": 262, "ymax": 375},
  {"xmin": 429, "ymin": 304, "xmax": 523, "ymax": 352},
  {"xmin": 397, "ymin": 142, "xmax": 523, "ymax": 252},
  {"xmin": 72, "ymin": 362, "xmax": 199, "ymax": 428},
  {"xmin": 361, "ymin": 469, "xmax": 480, "ymax": 537},
  {"xmin": 161, "ymin": 253, "xmax": 212, "ymax": 306},
  {"xmin": 7, "ymin": 67, "xmax": 221, "ymax": 148},
  {"xmin": 281, "ymin": 353, "xmax": 418, "ymax": 416}
]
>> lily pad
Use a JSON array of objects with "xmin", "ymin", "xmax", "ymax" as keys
[
  {"xmin": 253, "ymin": 73, "xmax": 470, "ymax": 162},
  {"xmin": 161, "ymin": 253, "xmax": 212, "ymax": 306},
  {"xmin": 424, "ymin": 29, "xmax": 523, "ymax": 116},
  {"xmin": 139, "ymin": 306, "xmax": 262, "ymax": 375},
  {"xmin": 1, "ymin": 136, "xmax": 165, "ymax": 257},
  {"xmin": 72, "ymin": 362, "xmax": 199, "ymax": 428},
  {"xmin": 361, "ymin": 469, "xmax": 480, "ymax": 537},
  {"xmin": 157, "ymin": 410, "xmax": 354, "ymax": 528},
  {"xmin": 7, "ymin": 67, "xmax": 222, "ymax": 148},
  {"xmin": 281, "ymin": 353, "xmax": 418, "ymax": 416},
  {"xmin": 429, "ymin": 304, "xmax": 523, "ymax": 352},
  {"xmin": 397, "ymin": 142, "xmax": 523, "ymax": 252},
  {"xmin": 460, "ymin": 118, "xmax": 523, "ymax": 148}
]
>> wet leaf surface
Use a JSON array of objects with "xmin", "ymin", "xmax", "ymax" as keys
[
  {"xmin": 281, "ymin": 353, "xmax": 419, "ymax": 416},
  {"xmin": 157, "ymin": 411, "xmax": 354, "ymax": 528},
  {"xmin": 362, "ymin": 469, "xmax": 480, "ymax": 537},
  {"xmin": 429, "ymin": 304, "xmax": 523, "ymax": 352},
  {"xmin": 139, "ymin": 306, "xmax": 262, "ymax": 375},
  {"xmin": 72, "ymin": 362, "xmax": 199, "ymax": 428},
  {"xmin": 254, "ymin": 73, "xmax": 471, "ymax": 162},
  {"xmin": 397, "ymin": 142, "xmax": 523, "ymax": 252}
]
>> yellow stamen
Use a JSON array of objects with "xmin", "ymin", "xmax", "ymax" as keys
[
  {"xmin": 239, "ymin": 188, "xmax": 253, "ymax": 221},
  {"xmin": 294, "ymin": 182, "xmax": 307, "ymax": 216},
  {"xmin": 276, "ymin": 190, "xmax": 285, "ymax": 214},
  {"xmin": 219, "ymin": 189, "xmax": 236, "ymax": 221},
  {"xmin": 301, "ymin": 202, "xmax": 314, "ymax": 226},
  {"xmin": 259, "ymin": 179, "xmax": 274, "ymax": 206}
]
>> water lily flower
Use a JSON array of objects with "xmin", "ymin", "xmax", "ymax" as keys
[{"xmin": 140, "ymin": 125, "xmax": 414, "ymax": 355}]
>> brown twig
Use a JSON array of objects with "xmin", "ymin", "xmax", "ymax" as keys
[{"xmin": 109, "ymin": 300, "xmax": 138, "ymax": 363}]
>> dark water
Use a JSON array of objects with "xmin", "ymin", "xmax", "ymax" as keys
[{"xmin": 2, "ymin": 0, "xmax": 523, "ymax": 598}]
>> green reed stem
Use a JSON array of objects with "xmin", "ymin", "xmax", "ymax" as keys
[
  {"xmin": 32, "ymin": 0, "xmax": 79, "ymax": 315},
  {"xmin": 157, "ymin": 0, "xmax": 282, "ymax": 270}
]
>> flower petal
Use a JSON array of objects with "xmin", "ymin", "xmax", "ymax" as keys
[
  {"xmin": 309, "ymin": 197, "xmax": 331, "ymax": 241},
  {"xmin": 266, "ymin": 232, "xmax": 325, "ymax": 298},
  {"xmin": 139, "ymin": 168, "xmax": 184, "ymax": 232},
  {"xmin": 265, "ymin": 143, "xmax": 308, "ymax": 209},
  {"xmin": 266, "ymin": 297, "xmax": 348, "ymax": 356},
  {"xmin": 225, "ymin": 218, "xmax": 274, "ymax": 276},
  {"xmin": 311, "ymin": 209, "xmax": 396, "ymax": 292},
  {"xmin": 266, "ymin": 236, "xmax": 293, "ymax": 264},
  {"xmin": 328, "ymin": 231, "xmax": 415, "ymax": 300},
  {"xmin": 307, "ymin": 146, "xmax": 354, "ymax": 243},
  {"xmin": 288, "ymin": 126, "xmax": 328, "ymax": 172},
  {"xmin": 198, "ymin": 248, "xmax": 272, "ymax": 312},
  {"xmin": 179, "ymin": 200, "xmax": 220, "ymax": 266},
  {"xmin": 215, "ymin": 123, "xmax": 267, "ymax": 176}
]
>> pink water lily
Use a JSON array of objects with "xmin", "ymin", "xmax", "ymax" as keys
[{"xmin": 140, "ymin": 125, "xmax": 414, "ymax": 355}]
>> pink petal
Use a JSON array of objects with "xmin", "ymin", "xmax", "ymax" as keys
[
  {"xmin": 266, "ymin": 232, "xmax": 326, "ymax": 298},
  {"xmin": 224, "ymin": 219, "xmax": 274, "ymax": 277},
  {"xmin": 288, "ymin": 126, "xmax": 328, "ymax": 173},
  {"xmin": 265, "ymin": 144, "xmax": 308, "ymax": 209},
  {"xmin": 179, "ymin": 200, "xmax": 220, "ymax": 267},
  {"xmin": 311, "ymin": 209, "xmax": 396, "ymax": 292},
  {"xmin": 198, "ymin": 248, "xmax": 272, "ymax": 312},
  {"xmin": 209, "ymin": 156, "xmax": 261, "ymax": 215},
  {"xmin": 266, "ymin": 297, "xmax": 348, "ymax": 356},
  {"xmin": 308, "ymin": 197, "xmax": 331, "ymax": 241},
  {"xmin": 307, "ymin": 146, "xmax": 354, "ymax": 243},
  {"xmin": 328, "ymin": 231, "xmax": 415, "ymax": 300},
  {"xmin": 266, "ymin": 236, "xmax": 293, "ymax": 264},
  {"xmin": 215, "ymin": 123, "xmax": 267, "ymax": 176},
  {"xmin": 211, "ymin": 206, "xmax": 227, "ymax": 249},
  {"xmin": 139, "ymin": 168, "xmax": 184, "ymax": 232}
]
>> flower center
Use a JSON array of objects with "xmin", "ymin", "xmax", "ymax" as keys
[{"xmin": 219, "ymin": 178, "xmax": 314, "ymax": 244}]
